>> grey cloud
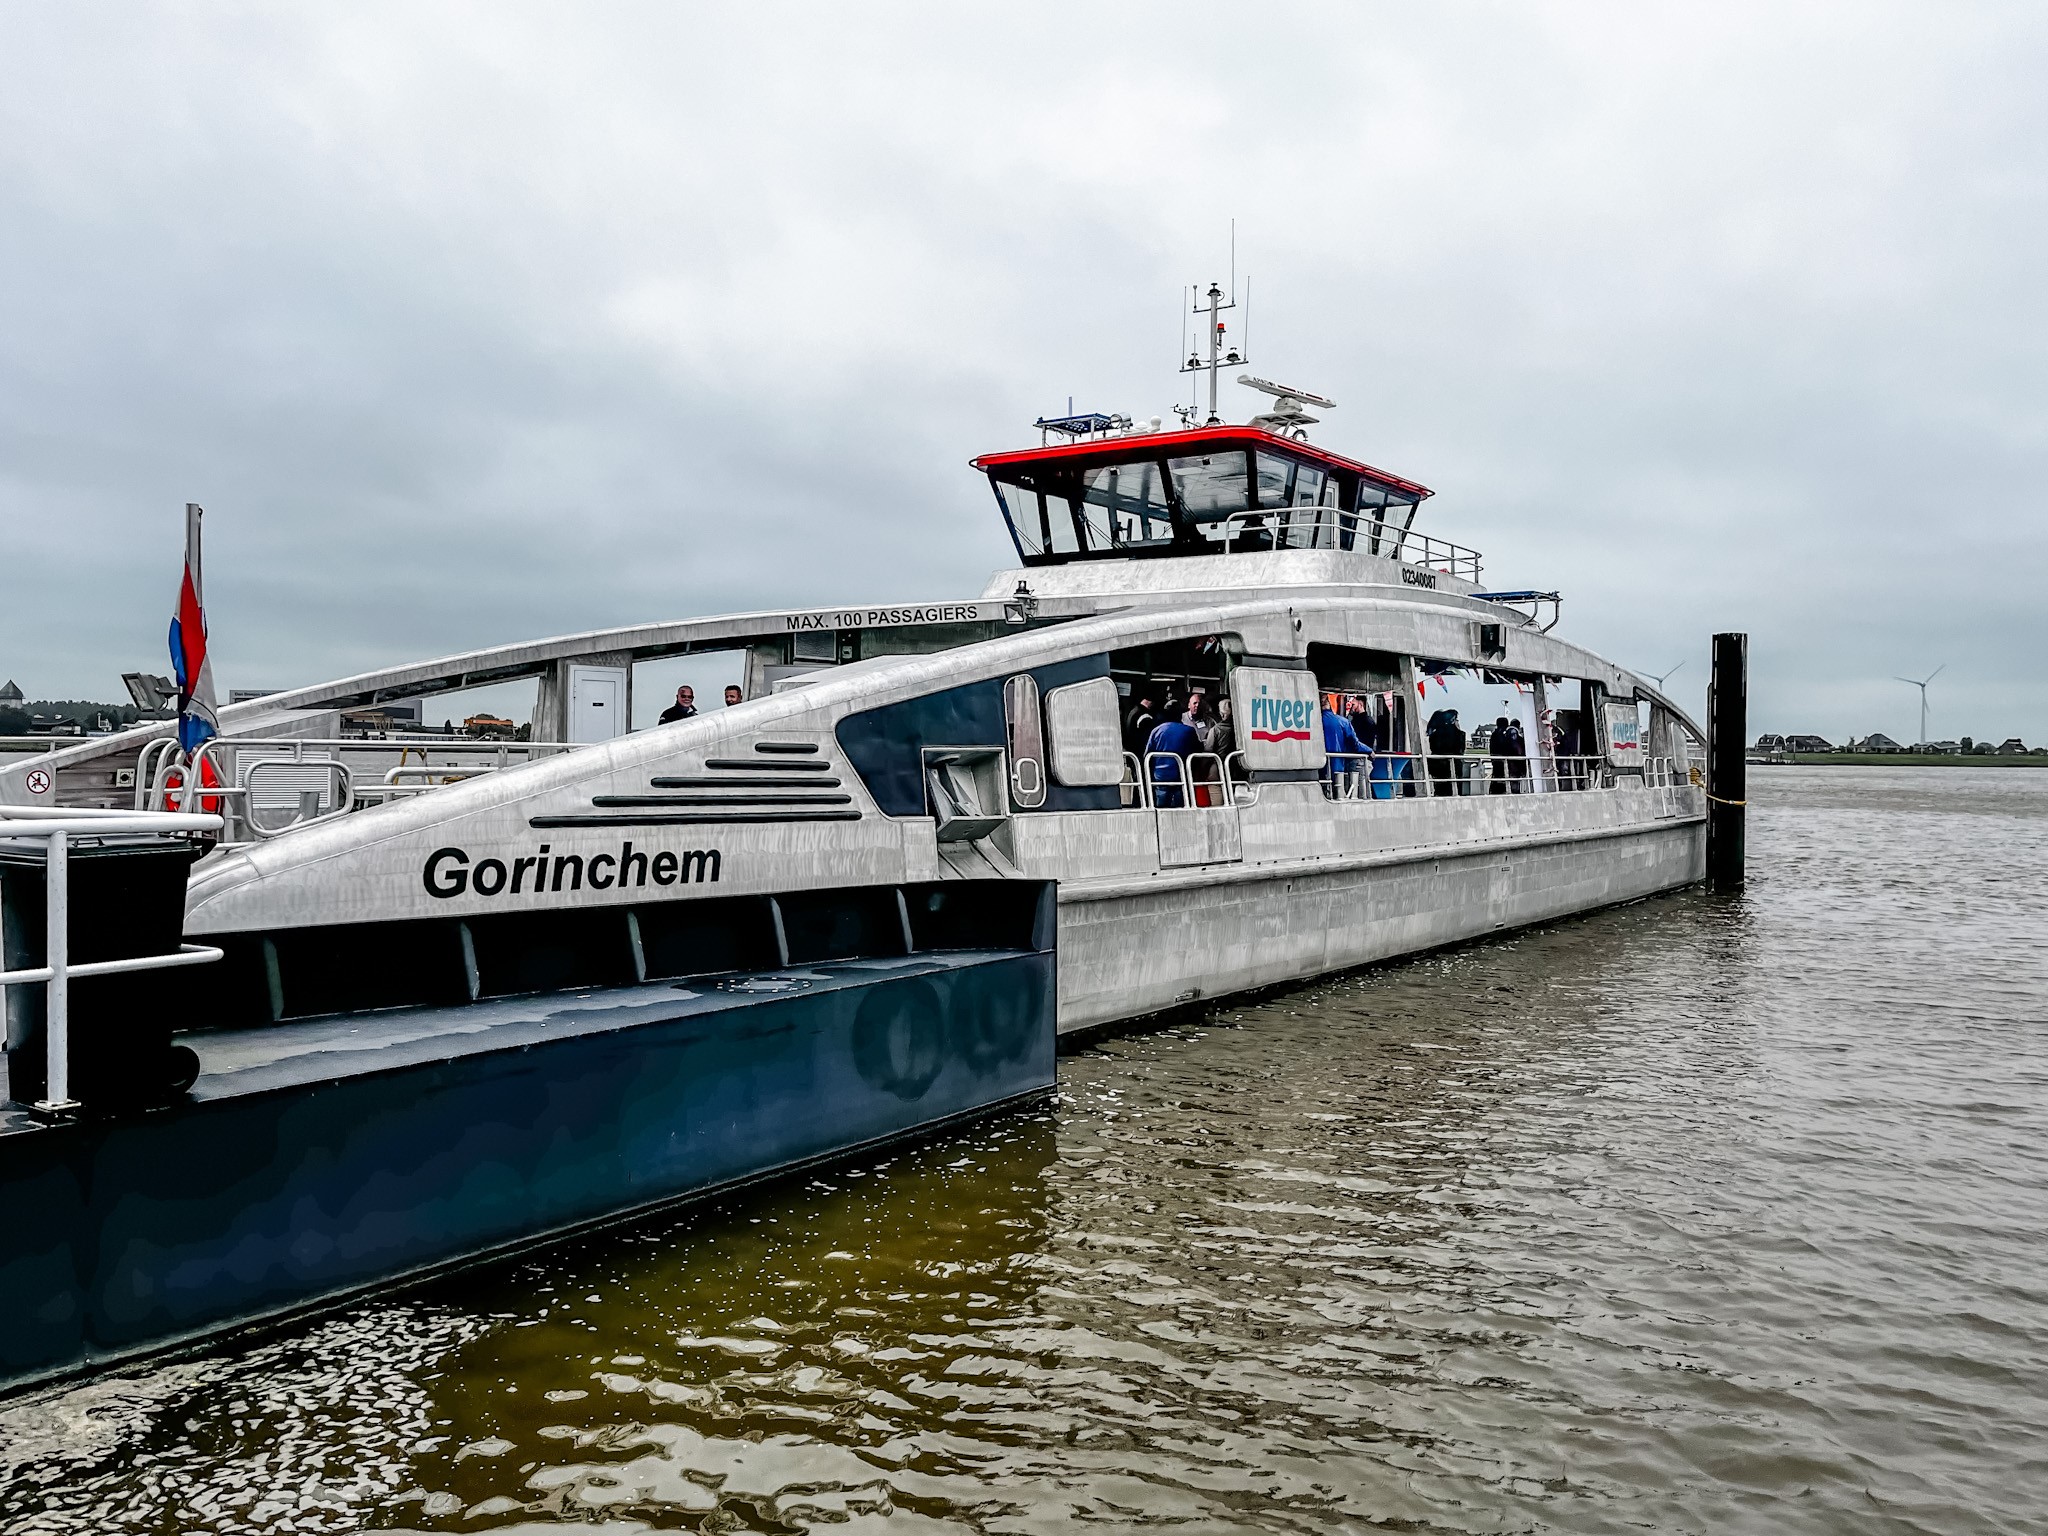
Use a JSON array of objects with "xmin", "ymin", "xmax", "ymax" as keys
[{"xmin": 1, "ymin": 3, "xmax": 2044, "ymax": 748}]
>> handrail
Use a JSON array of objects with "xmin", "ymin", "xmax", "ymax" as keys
[
  {"xmin": 137, "ymin": 733, "xmax": 595, "ymax": 836},
  {"xmin": 1124, "ymin": 747, "xmax": 1257, "ymax": 809},
  {"xmin": 135, "ymin": 736, "xmax": 181, "ymax": 810},
  {"xmin": 1218, "ymin": 506, "xmax": 1483, "ymax": 581},
  {"xmin": 1143, "ymin": 750, "xmax": 1192, "ymax": 808},
  {"xmin": 1122, "ymin": 748, "xmax": 1694, "ymax": 808},
  {"xmin": 237, "ymin": 756, "xmax": 356, "ymax": 840},
  {"xmin": 0, "ymin": 810, "xmax": 223, "ymax": 1117}
]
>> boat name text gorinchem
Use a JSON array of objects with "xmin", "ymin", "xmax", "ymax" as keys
[{"xmin": 424, "ymin": 842, "xmax": 721, "ymax": 898}]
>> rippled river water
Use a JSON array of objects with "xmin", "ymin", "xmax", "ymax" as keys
[{"xmin": 3, "ymin": 767, "xmax": 2045, "ymax": 1534}]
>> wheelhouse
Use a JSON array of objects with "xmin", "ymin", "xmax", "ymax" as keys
[{"xmin": 973, "ymin": 426, "xmax": 1434, "ymax": 566}]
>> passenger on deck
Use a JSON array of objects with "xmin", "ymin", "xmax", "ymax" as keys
[
  {"xmin": 1123, "ymin": 692, "xmax": 1158, "ymax": 756},
  {"xmin": 1186, "ymin": 693, "xmax": 1224, "ymax": 805},
  {"xmin": 1507, "ymin": 718, "xmax": 1530, "ymax": 791},
  {"xmin": 1143, "ymin": 711, "xmax": 1203, "ymax": 808},
  {"xmin": 1322, "ymin": 699, "xmax": 1368, "ymax": 799},
  {"xmin": 1348, "ymin": 701, "xmax": 1375, "ymax": 754},
  {"xmin": 1426, "ymin": 708, "xmax": 1466, "ymax": 796},
  {"xmin": 1203, "ymin": 697, "xmax": 1235, "ymax": 759},
  {"xmin": 658, "ymin": 686, "xmax": 697, "ymax": 724},
  {"xmin": 724, "ymin": 684, "xmax": 744, "ymax": 707},
  {"xmin": 1489, "ymin": 714, "xmax": 1527, "ymax": 793}
]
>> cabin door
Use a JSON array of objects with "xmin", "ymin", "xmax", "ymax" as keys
[{"xmin": 568, "ymin": 664, "xmax": 627, "ymax": 744}]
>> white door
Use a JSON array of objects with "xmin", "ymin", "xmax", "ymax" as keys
[{"xmin": 568, "ymin": 665, "xmax": 627, "ymax": 744}]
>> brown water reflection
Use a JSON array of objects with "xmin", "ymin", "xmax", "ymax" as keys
[{"xmin": 2, "ymin": 768, "xmax": 2045, "ymax": 1534}]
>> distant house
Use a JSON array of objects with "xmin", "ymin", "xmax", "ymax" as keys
[
  {"xmin": 1854, "ymin": 733, "xmax": 1903, "ymax": 752},
  {"xmin": 339, "ymin": 701, "xmax": 425, "ymax": 738},
  {"xmin": 1919, "ymin": 740, "xmax": 1962, "ymax": 754},
  {"xmin": 1785, "ymin": 734, "xmax": 1833, "ymax": 753},
  {"xmin": 0, "ymin": 680, "xmax": 22, "ymax": 707},
  {"xmin": 1997, "ymin": 738, "xmax": 2027, "ymax": 755},
  {"xmin": 1752, "ymin": 733, "xmax": 1786, "ymax": 753}
]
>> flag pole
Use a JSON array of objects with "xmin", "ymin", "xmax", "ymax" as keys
[{"xmin": 186, "ymin": 503, "xmax": 203, "ymax": 607}]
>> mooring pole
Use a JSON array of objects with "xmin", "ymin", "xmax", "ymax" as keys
[{"xmin": 1707, "ymin": 631, "xmax": 1747, "ymax": 888}]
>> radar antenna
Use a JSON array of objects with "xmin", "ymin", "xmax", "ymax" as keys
[{"xmin": 1237, "ymin": 374, "xmax": 1335, "ymax": 439}]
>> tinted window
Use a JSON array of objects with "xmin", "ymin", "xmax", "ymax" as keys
[
  {"xmin": 1080, "ymin": 462, "xmax": 1173, "ymax": 547},
  {"xmin": 1168, "ymin": 453, "xmax": 1252, "ymax": 522}
]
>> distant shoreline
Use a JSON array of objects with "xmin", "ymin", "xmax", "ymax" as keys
[{"xmin": 1754, "ymin": 754, "xmax": 2048, "ymax": 768}]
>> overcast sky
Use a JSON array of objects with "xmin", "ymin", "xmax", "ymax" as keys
[{"xmin": 2, "ymin": 3, "xmax": 2044, "ymax": 744}]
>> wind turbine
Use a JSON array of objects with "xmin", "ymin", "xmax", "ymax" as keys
[
  {"xmin": 1895, "ymin": 665, "xmax": 1944, "ymax": 746},
  {"xmin": 1642, "ymin": 661, "xmax": 1686, "ymax": 690}
]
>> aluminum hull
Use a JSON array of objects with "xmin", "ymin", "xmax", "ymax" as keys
[{"xmin": 0, "ymin": 947, "xmax": 1054, "ymax": 1393}]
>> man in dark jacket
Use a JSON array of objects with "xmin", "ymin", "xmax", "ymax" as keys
[
  {"xmin": 1504, "ymin": 719, "xmax": 1529, "ymax": 791},
  {"xmin": 658, "ymin": 686, "xmax": 697, "ymax": 725},
  {"xmin": 1489, "ymin": 714, "xmax": 1529, "ymax": 793},
  {"xmin": 1426, "ymin": 708, "xmax": 1467, "ymax": 796},
  {"xmin": 1124, "ymin": 692, "xmax": 1158, "ymax": 757},
  {"xmin": 1488, "ymin": 715, "xmax": 1515, "ymax": 793}
]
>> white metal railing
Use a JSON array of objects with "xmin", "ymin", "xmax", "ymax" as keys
[
  {"xmin": 1112, "ymin": 749, "xmax": 1695, "ymax": 806},
  {"xmin": 141, "ymin": 735, "xmax": 590, "ymax": 844},
  {"xmin": 1126, "ymin": 750, "xmax": 1256, "ymax": 809},
  {"xmin": 1320, "ymin": 752, "xmax": 1688, "ymax": 798},
  {"xmin": 1219, "ymin": 507, "xmax": 1483, "ymax": 581},
  {"xmin": 0, "ymin": 808, "xmax": 224, "ymax": 1116}
]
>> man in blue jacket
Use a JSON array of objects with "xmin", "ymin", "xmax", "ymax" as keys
[
  {"xmin": 1143, "ymin": 712, "xmax": 1204, "ymax": 807},
  {"xmin": 1322, "ymin": 700, "xmax": 1369, "ymax": 798}
]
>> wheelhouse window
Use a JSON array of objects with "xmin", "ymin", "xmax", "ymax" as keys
[
  {"xmin": 980, "ymin": 431, "xmax": 1432, "ymax": 566},
  {"xmin": 1082, "ymin": 462, "xmax": 1173, "ymax": 547},
  {"xmin": 1254, "ymin": 452, "xmax": 1332, "ymax": 510},
  {"xmin": 1168, "ymin": 452, "xmax": 1253, "ymax": 522}
]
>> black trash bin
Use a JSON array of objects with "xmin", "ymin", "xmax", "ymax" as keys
[{"xmin": 0, "ymin": 835, "xmax": 206, "ymax": 1110}]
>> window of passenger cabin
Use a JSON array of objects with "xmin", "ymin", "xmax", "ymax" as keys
[{"xmin": 1043, "ymin": 675, "xmax": 1125, "ymax": 787}]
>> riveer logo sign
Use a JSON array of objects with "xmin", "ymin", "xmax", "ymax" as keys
[
  {"xmin": 424, "ymin": 841, "xmax": 719, "ymax": 899},
  {"xmin": 1247, "ymin": 691, "xmax": 1314, "ymax": 743},
  {"xmin": 1232, "ymin": 667, "xmax": 1327, "ymax": 772}
]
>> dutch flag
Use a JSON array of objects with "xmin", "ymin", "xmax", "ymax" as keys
[{"xmin": 168, "ymin": 502, "xmax": 218, "ymax": 756}]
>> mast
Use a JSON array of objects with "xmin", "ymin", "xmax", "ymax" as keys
[{"xmin": 1182, "ymin": 279, "xmax": 1245, "ymax": 427}]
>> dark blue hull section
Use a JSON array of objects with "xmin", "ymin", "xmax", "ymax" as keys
[{"xmin": 0, "ymin": 949, "xmax": 1053, "ymax": 1391}]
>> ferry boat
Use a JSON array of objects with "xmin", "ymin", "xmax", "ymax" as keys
[{"xmin": 0, "ymin": 287, "xmax": 1705, "ymax": 1389}]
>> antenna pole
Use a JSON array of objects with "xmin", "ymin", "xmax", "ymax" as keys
[{"xmin": 1206, "ymin": 282, "xmax": 1222, "ymax": 425}]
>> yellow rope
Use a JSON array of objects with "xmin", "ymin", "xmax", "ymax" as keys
[{"xmin": 1689, "ymin": 767, "xmax": 1746, "ymax": 806}]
